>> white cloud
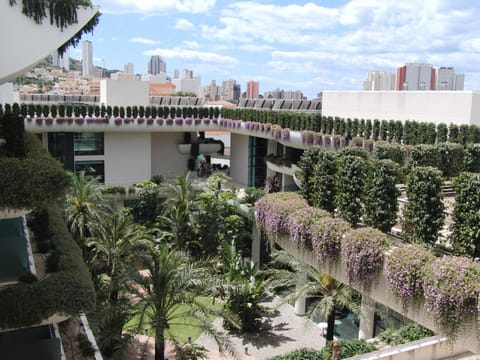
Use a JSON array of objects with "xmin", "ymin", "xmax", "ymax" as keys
[
  {"xmin": 130, "ymin": 37, "xmax": 159, "ymax": 45},
  {"xmin": 175, "ymin": 18, "xmax": 195, "ymax": 30},
  {"xmin": 97, "ymin": 0, "xmax": 216, "ymax": 14},
  {"xmin": 143, "ymin": 47, "xmax": 238, "ymax": 65},
  {"xmin": 183, "ymin": 40, "xmax": 199, "ymax": 49}
]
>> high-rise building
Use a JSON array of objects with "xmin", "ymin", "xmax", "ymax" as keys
[
  {"xmin": 246, "ymin": 81, "xmax": 259, "ymax": 98},
  {"xmin": 363, "ymin": 71, "xmax": 396, "ymax": 90},
  {"xmin": 209, "ymin": 80, "xmax": 217, "ymax": 100},
  {"xmin": 51, "ymin": 49, "xmax": 69, "ymax": 71},
  {"xmin": 124, "ymin": 62, "xmax": 134, "ymax": 75},
  {"xmin": 82, "ymin": 40, "xmax": 93, "ymax": 76},
  {"xmin": 148, "ymin": 55, "xmax": 166, "ymax": 75},
  {"xmin": 222, "ymin": 79, "xmax": 236, "ymax": 100},
  {"xmin": 173, "ymin": 69, "xmax": 180, "ymax": 79},
  {"xmin": 233, "ymin": 84, "xmax": 241, "ymax": 101},
  {"xmin": 396, "ymin": 63, "xmax": 435, "ymax": 91},
  {"xmin": 436, "ymin": 67, "xmax": 464, "ymax": 90}
]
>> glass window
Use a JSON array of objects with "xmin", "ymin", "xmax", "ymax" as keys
[
  {"xmin": 75, "ymin": 160, "xmax": 104, "ymax": 183},
  {"xmin": 74, "ymin": 132, "xmax": 104, "ymax": 156}
]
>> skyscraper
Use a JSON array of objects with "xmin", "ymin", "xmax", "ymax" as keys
[
  {"xmin": 363, "ymin": 71, "xmax": 396, "ymax": 90},
  {"xmin": 436, "ymin": 67, "xmax": 464, "ymax": 90},
  {"xmin": 148, "ymin": 55, "xmax": 166, "ymax": 75},
  {"xmin": 222, "ymin": 79, "xmax": 236, "ymax": 100},
  {"xmin": 51, "ymin": 49, "xmax": 69, "ymax": 71},
  {"xmin": 82, "ymin": 40, "xmax": 93, "ymax": 76},
  {"xmin": 246, "ymin": 81, "xmax": 259, "ymax": 98},
  {"xmin": 396, "ymin": 63, "xmax": 435, "ymax": 91}
]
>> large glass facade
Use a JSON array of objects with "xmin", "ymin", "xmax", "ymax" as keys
[
  {"xmin": 248, "ymin": 136, "xmax": 267, "ymax": 188},
  {"xmin": 74, "ymin": 133, "xmax": 104, "ymax": 156},
  {"xmin": 47, "ymin": 133, "xmax": 74, "ymax": 171},
  {"xmin": 74, "ymin": 160, "xmax": 105, "ymax": 183}
]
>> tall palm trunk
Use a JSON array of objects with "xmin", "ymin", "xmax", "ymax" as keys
[
  {"xmin": 326, "ymin": 307, "xmax": 336, "ymax": 341},
  {"xmin": 154, "ymin": 323, "xmax": 166, "ymax": 360}
]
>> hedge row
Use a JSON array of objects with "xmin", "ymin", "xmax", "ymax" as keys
[{"xmin": 0, "ymin": 206, "xmax": 95, "ymax": 328}]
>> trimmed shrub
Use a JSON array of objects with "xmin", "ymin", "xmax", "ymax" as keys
[
  {"xmin": 335, "ymin": 155, "xmax": 368, "ymax": 226},
  {"xmin": 464, "ymin": 143, "xmax": 480, "ymax": 172},
  {"xmin": 365, "ymin": 159, "xmax": 400, "ymax": 233},
  {"xmin": 450, "ymin": 172, "xmax": 480, "ymax": 257},
  {"xmin": 403, "ymin": 166, "xmax": 445, "ymax": 246}
]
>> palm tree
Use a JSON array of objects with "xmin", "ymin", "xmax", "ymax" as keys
[
  {"xmin": 158, "ymin": 174, "xmax": 200, "ymax": 248},
  {"xmin": 267, "ymin": 251, "xmax": 357, "ymax": 341},
  {"xmin": 65, "ymin": 172, "xmax": 110, "ymax": 244},
  {"xmin": 87, "ymin": 210, "xmax": 147, "ymax": 301},
  {"xmin": 130, "ymin": 243, "xmax": 234, "ymax": 360}
]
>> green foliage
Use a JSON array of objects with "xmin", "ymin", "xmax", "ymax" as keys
[
  {"xmin": 403, "ymin": 166, "xmax": 445, "ymax": 245},
  {"xmin": 464, "ymin": 143, "xmax": 480, "ymax": 172},
  {"xmin": 319, "ymin": 339, "xmax": 377, "ymax": 359},
  {"xmin": 18, "ymin": 271, "xmax": 38, "ymax": 284},
  {"xmin": 0, "ymin": 151, "xmax": 67, "ymax": 210},
  {"xmin": 377, "ymin": 323, "xmax": 434, "ymax": 346},
  {"xmin": 298, "ymin": 147, "xmax": 325, "ymax": 206},
  {"xmin": 335, "ymin": 155, "xmax": 368, "ymax": 225},
  {"xmin": 243, "ymin": 187, "xmax": 265, "ymax": 205},
  {"xmin": 410, "ymin": 144, "xmax": 439, "ymax": 169},
  {"xmin": 451, "ymin": 172, "xmax": 480, "ymax": 257},
  {"xmin": 0, "ymin": 206, "xmax": 95, "ymax": 328},
  {"xmin": 437, "ymin": 143, "xmax": 464, "ymax": 179},
  {"xmin": 311, "ymin": 150, "xmax": 337, "ymax": 213},
  {"xmin": 449, "ymin": 123, "xmax": 459, "ymax": 143},
  {"xmin": 365, "ymin": 160, "xmax": 400, "ymax": 232},
  {"xmin": 437, "ymin": 123, "xmax": 448, "ymax": 143},
  {"xmin": 77, "ymin": 333, "xmax": 96, "ymax": 357},
  {"xmin": 373, "ymin": 143, "xmax": 406, "ymax": 166},
  {"xmin": 268, "ymin": 348, "xmax": 324, "ymax": 360},
  {"xmin": 0, "ymin": 113, "xmax": 25, "ymax": 157}
]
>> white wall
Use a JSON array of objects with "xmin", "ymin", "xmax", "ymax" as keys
[
  {"xmin": 230, "ymin": 133, "xmax": 249, "ymax": 186},
  {"xmin": 150, "ymin": 132, "xmax": 191, "ymax": 179},
  {"xmin": 104, "ymin": 133, "xmax": 151, "ymax": 185},
  {"xmin": 0, "ymin": 3, "xmax": 98, "ymax": 84},
  {"xmin": 100, "ymin": 79, "xmax": 149, "ymax": 107},
  {"xmin": 0, "ymin": 83, "xmax": 13, "ymax": 105},
  {"xmin": 322, "ymin": 91, "xmax": 480, "ymax": 126}
]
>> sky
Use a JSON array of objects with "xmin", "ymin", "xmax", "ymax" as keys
[{"xmin": 75, "ymin": 0, "xmax": 480, "ymax": 99}]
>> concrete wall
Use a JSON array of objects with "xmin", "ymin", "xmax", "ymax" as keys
[
  {"xmin": 100, "ymin": 79, "xmax": 149, "ymax": 107},
  {"xmin": 0, "ymin": 83, "xmax": 14, "ymax": 105},
  {"xmin": 151, "ymin": 132, "xmax": 191, "ymax": 179},
  {"xmin": 274, "ymin": 234, "xmax": 479, "ymax": 355},
  {"xmin": 104, "ymin": 133, "xmax": 151, "ymax": 185},
  {"xmin": 322, "ymin": 91, "xmax": 480, "ymax": 126},
  {"xmin": 230, "ymin": 133, "xmax": 249, "ymax": 186},
  {"xmin": 0, "ymin": 3, "xmax": 98, "ymax": 84}
]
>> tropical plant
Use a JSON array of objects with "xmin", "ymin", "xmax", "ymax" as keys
[
  {"xmin": 377, "ymin": 323, "xmax": 433, "ymax": 346},
  {"xmin": 87, "ymin": 210, "xmax": 147, "ymax": 301},
  {"xmin": 128, "ymin": 243, "xmax": 233, "ymax": 360},
  {"xmin": 65, "ymin": 172, "xmax": 111, "ymax": 244},
  {"xmin": 158, "ymin": 175, "xmax": 200, "ymax": 249},
  {"xmin": 266, "ymin": 251, "xmax": 358, "ymax": 341}
]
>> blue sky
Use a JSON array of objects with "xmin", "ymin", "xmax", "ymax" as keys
[{"xmin": 75, "ymin": 0, "xmax": 480, "ymax": 99}]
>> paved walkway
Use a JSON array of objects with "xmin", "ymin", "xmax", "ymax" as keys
[{"xmin": 195, "ymin": 297, "xmax": 326, "ymax": 359}]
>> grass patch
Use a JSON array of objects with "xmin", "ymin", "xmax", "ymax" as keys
[{"xmin": 124, "ymin": 297, "xmax": 223, "ymax": 343}]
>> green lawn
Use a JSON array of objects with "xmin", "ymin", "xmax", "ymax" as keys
[{"xmin": 124, "ymin": 297, "xmax": 223, "ymax": 343}]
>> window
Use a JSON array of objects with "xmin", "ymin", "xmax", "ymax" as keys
[
  {"xmin": 75, "ymin": 160, "xmax": 104, "ymax": 183},
  {"xmin": 74, "ymin": 133, "xmax": 104, "ymax": 156}
]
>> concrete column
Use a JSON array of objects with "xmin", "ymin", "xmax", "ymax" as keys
[
  {"xmin": 358, "ymin": 295, "xmax": 375, "ymax": 339},
  {"xmin": 294, "ymin": 272, "xmax": 307, "ymax": 316},
  {"xmin": 251, "ymin": 221, "xmax": 261, "ymax": 266}
]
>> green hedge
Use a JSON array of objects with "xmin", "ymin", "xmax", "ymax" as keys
[{"xmin": 0, "ymin": 207, "xmax": 95, "ymax": 328}]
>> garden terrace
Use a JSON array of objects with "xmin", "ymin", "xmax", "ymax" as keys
[
  {"xmin": 0, "ymin": 206, "xmax": 95, "ymax": 329},
  {"xmin": 255, "ymin": 192, "xmax": 480, "ymax": 356}
]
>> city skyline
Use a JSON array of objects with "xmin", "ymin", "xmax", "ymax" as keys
[{"xmin": 73, "ymin": 1, "xmax": 480, "ymax": 99}]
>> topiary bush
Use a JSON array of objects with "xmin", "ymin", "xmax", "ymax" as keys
[{"xmin": 402, "ymin": 166, "xmax": 445, "ymax": 246}]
